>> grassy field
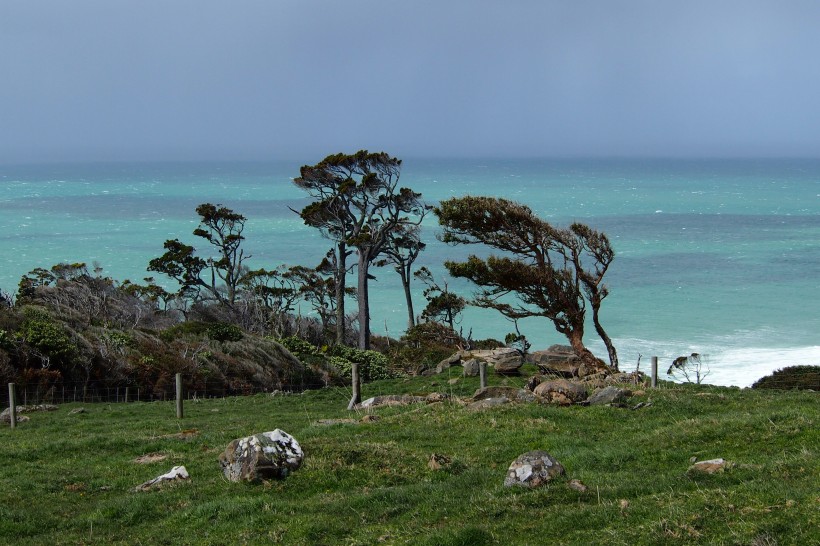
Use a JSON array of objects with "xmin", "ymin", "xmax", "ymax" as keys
[{"xmin": 1, "ymin": 367, "xmax": 817, "ymax": 545}]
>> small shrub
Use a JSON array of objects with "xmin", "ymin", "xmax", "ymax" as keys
[
  {"xmin": 277, "ymin": 336, "xmax": 319, "ymax": 358},
  {"xmin": 328, "ymin": 345, "xmax": 393, "ymax": 381},
  {"xmin": 205, "ymin": 323, "xmax": 243, "ymax": 342},
  {"xmin": 159, "ymin": 321, "xmax": 210, "ymax": 342},
  {"xmin": 751, "ymin": 365, "xmax": 820, "ymax": 390},
  {"xmin": 0, "ymin": 329, "xmax": 14, "ymax": 352},
  {"xmin": 105, "ymin": 330, "xmax": 134, "ymax": 349}
]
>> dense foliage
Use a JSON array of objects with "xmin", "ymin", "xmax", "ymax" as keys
[
  {"xmin": 435, "ymin": 196, "xmax": 617, "ymax": 371},
  {"xmin": 752, "ymin": 365, "xmax": 820, "ymax": 390}
]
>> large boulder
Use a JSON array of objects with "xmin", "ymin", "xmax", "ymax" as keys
[
  {"xmin": 438, "ymin": 348, "xmax": 523, "ymax": 375},
  {"xmin": 527, "ymin": 345, "xmax": 581, "ymax": 377},
  {"xmin": 587, "ymin": 386, "xmax": 631, "ymax": 406},
  {"xmin": 436, "ymin": 351, "xmax": 464, "ymax": 373},
  {"xmin": 533, "ymin": 379, "xmax": 587, "ymax": 405},
  {"xmin": 504, "ymin": 450, "xmax": 566, "ymax": 488},
  {"xmin": 462, "ymin": 359, "xmax": 480, "ymax": 377},
  {"xmin": 219, "ymin": 429, "xmax": 303, "ymax": 482},
  {"xmin": 468, "ymin": 397, "xmax": 510, "ymax": 410}
]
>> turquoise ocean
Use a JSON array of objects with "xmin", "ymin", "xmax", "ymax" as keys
[{"xmin": 2, "ymin": 158, "xmax": 819, "ymax": 387}]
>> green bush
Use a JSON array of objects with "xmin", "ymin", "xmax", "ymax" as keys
[
  {"xmin": 159, "ymin": 321, "xmax": 211, "ymax": 342},
  {"xmin": 328, "ymin": 345, "xmax": 393, "ymax": 381},
  {"xmin": 205, "ymin": 323, "xmax": 243, "ymax": 342},
  {"xmin": 0, "ymin": 329, "xmax": 13, "ymax": 352},
  {"xmin": 105, "ymin": 330, "xmax": 134, "ymax": 349},
  {"xmin": 751, "ymin": 365, "xmax": 820, "ymax": 390},
  {"xmin": 277, "ymin": 336, "xmax": 319, "ymax": 358},
  {"xmin": 19, "ymin": 310, "xmax": 77, "ymax": 363}
]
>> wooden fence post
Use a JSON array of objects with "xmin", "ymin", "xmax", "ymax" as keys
[
  {"xmin": 479, "ymin": 362, "xmax": 487, "ymax": 389},
  {"xmin": 176, "ymin": 374, "xmax": 183, "ymax": 419},
  {"xmin": 651, "ymin": 356, "xmax": 658, "ymax": 388},
  {"xmin": 8, "ymin": 383, "xmax": 17, "ymax": 429}
]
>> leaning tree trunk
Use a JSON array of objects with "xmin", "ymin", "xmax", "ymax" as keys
[
  {"xmin": 567, "ymin": 328, "xmax": 610, "ymax": 376},
  {"xmin": 334, "ymin": 242, "xmax": 347, "ymax": 346},
  {"xmin": 591, "ymin": 302, "xmax": 619, "ymax": 371}
]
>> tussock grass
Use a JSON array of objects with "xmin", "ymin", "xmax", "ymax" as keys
[{"xmin": 1, "ymin": 370, "xmax": 817, "ymax": 545}]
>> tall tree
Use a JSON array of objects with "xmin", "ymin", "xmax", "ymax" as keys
[
  {"xmin": 377, "ymin": 222, "xmax": 427, "ymax": 329},
  {"xmin": 148, "ymin": 203, "xmax": 250, "ymax": 308},
  {"xmin": 294, "ymin": 151, "xmax": 425, "ymax": 409},
  {"xmin": 192, "ymin": 203, "xmax": 250, "ymax": 306},
  {"xmin": 435, "ymin": 196, "xmax": 617, "ymax": 372},
  {"xmin": 293, "ymin": 151, "xmax": 425, "ymax": 350}
]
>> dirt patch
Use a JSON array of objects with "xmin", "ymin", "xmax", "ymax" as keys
[
  {"xmin": 161, "ymin": 429, "xmax": 200, "ymax": 440},
  {"xmin": 134, "ymin": 453, "xmax": 169, "ymax": 464}
]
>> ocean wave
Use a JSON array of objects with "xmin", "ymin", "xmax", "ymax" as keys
[{"xmin": 606, "ymin": 336, "xmax": 820, "ymax": 387}]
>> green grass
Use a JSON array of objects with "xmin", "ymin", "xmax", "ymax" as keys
[{"xmin": 1, "ymin": 368, "xmax": 818, "ymax": 545}]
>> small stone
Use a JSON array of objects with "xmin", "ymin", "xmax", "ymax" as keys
[
  {"xmin": 428, "ymin": 453, "xmax": 451, "ymax": 470},
  {"xmin": 688, "ymin": 458, "xmax": 730, "ymax": 474},
  {"xmin": 425, "ymin": 392, "xmax": 450, "ymax": 403},
  {"xmin": 69, "ymin": 407, "xmax": 87, "ymax": 415},
  {"xmin": 136, "ymin": 465, "xmax": 190, "ymax": 491},
  {"xmin": 567, "ymin": 479, "xmax": 588, "ymax": 492}
]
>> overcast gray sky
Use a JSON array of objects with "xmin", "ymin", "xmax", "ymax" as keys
[{"xmin": 2, "ymin": 0, "xmax": 819, "ymax": 163}]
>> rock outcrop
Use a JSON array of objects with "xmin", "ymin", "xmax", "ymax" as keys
[
  {"xmin": 527, "ymin": 345, "xmax": 581, "ymax": 377},
  {"xmin": 219, "ymin": 429, "xmax": 303, "ymax": 482},
  {"xmin": 472, "ymin": 386, "xmax": 536, "ymax": 403},
  {"xmin": 1, "ymin": 404, "xmax": 58, "ymax": 423},
  {"xmin": 357, "ymin": 393, "xmax": 449, "ymax": 409},
  {"xmin": 437, "ymin": 348, "xmax": 523, "ymax": 375}
]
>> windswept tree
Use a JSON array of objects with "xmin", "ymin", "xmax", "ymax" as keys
[
  {"xmin": 148, "ymin": 203, "xmax": 251, "ymax": 308},
  {"xmin": 435, "ymin": 196, "xmax": 618, "ymax": 372},
  {"xmin": 293, "ymin": 151, "xmax": 425, "ymax": 409},
  {"xmin": 293, "ymin": 151, "xmax": 425, "ymax": 350},
  {"xmin": 377, "ymin": 222, "xmax": 427, "ymax": 329}
]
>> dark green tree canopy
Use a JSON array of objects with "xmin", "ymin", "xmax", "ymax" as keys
[
  {"xmin": 148, "ymin": 203, "xmax": 250, "ymax": 307},
  {"xmin": 435, "ymin": 196, "xmax": 617, "ymax": 370}
]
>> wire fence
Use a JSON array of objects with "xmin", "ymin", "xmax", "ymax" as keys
[
  {"xmin": 3, "ymin": 364, "xmax": 816, "ymax": 412},
  {"xmin": 1, "ymin": 378, "xmax": 288, "ymax": 408}
]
